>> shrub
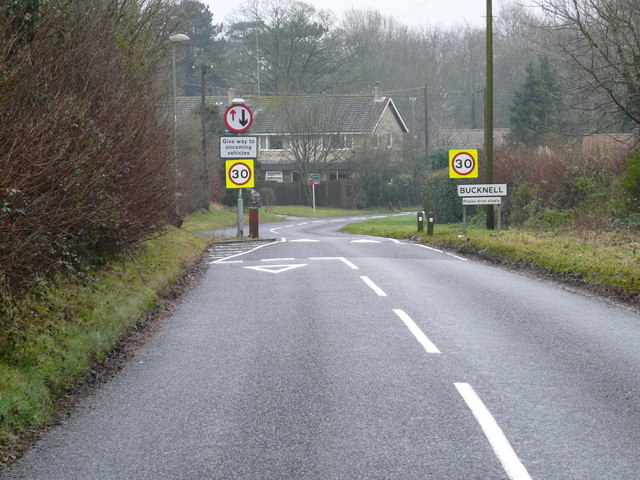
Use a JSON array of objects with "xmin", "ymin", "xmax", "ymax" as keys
[
  {"xmin": 622, "ymin": 151, "xmax": 640, "ymax": 211},
  {"xmin": 0, "ymin": 1, "xmax": 178, "ymax": 293},
  {"xmin": 423, "ymin": 170, "xmax": 465, "ymax": 223}
]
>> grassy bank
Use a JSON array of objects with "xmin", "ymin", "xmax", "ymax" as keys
[
  {"xmin": 0, "ymin": 208, "xmax": 248, "ymax": 454},
  {"xmin": 341, "ymin": 214, "xmax": 640, "ymax": 298}
]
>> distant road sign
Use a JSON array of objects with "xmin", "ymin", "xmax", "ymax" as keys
[
  {"xmin": 220, "ymin": 136, "xmax": 258, "ymax": 158},
  {"xmin": 449, "ymin": 149, "xmax": 479, "ymax": 178},
  {"xmin": 225, "ymin": 160, "xmax": 255, "ymax": 188},
  {"xmin": 306, "ymin": 174, "xmax": 320, "ymax": 185},
  {"xmin": 224, "ymin": 104, "xmax": 253, "ymax": 133},
  {"xmin": 457, "ymin": 184, "xmax": 508, "ymax": 197}
]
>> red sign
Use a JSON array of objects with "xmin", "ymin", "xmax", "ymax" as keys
[{"xmin": 224, "ymin": 104, "xmax": 253, "ymax": 133}]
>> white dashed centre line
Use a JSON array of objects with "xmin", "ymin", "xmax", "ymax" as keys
[
  {"xmin": 360, "ymin": 276, "xmax": 387, "ymax": 296},
  {"xmin": 393, "ymin": 309, "xmax": 440, "ymax": 354},
  {"xmin": 455, "ymin": 383, "xmax": 532, "ymax": 480}
]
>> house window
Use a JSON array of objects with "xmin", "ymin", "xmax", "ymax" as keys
[
  {"xmin": 258, "ymin": 136, "xmax": 268, "ymax": 150},
  {"xmin": 329, "ymin": 171, "xmax": 348, "ymax": 180},
  {"xmin": 387, "ymin": 133, "xmax": 394, "ymax": 148},
  {"xmin": 329, "ymin": 134, "xmax": 353, "ymax": 150},
  {"xmin": 374, "ymin": 133, "xmax": 380, "ymax": 149},
  {"xmin": 265, "ymin": 171, "xmax": 283, "ymax": 182},
  {"xmin": 345, "ymin": 135, "xmax": 353, "ymax": 149},
  {"xmin": 268, "ymin": 135, "xmax": 289, "ymax": 150},
  {"xmin": 292, "ymin": 171, "xmax": 302, "ymax": 182}
]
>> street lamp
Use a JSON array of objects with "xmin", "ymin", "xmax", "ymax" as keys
[{"xmin": 169, "ymin": 33, "xmax": 190, "ymax": 219}]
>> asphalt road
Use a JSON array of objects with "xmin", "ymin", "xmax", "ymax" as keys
[{"xmin": 3, "ymin": 213, "xmax": 640, "ymax": 479}]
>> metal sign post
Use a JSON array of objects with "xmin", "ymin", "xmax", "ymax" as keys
[
  {"xmin": 237, "ymin": 189, "xmax": 243, "ymax": 237},
  {"xmin": 225, "ymin": 160, "xmax": 254, "ymax": 238},
  {"xmin": 307, "ymin": 174, "xmax": 320, "ymax": 211}
]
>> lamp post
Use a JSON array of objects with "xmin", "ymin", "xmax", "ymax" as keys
[{"xmin": 169, "ymin": 33, "xmax": 190, "ymax": 219}]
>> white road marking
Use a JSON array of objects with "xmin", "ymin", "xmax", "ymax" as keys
[
  {"xmin": 311, "ymin": 220, "xmax": 326, "ymax": 223},
  {"xmin": 210, "ymin": 241, "xmax": 278, "ymax": 264},
  {"xmin": 416, "ymin": 244, "xmax": 443, "ymax": 253},
  {"xmin": 308, "ymin": 257, "xmax": 359, "ymax": 270},
  {"xmin": 290, "ymin": 239, "xmax": 319, "ymax": 242},
  {"xmin": 244, "ymin": 264, "xmax": 307, "ymax": 274},
  {"xmin": 415, "ymin": 244, "xmax": 467, "ymax": 261},
  {"xmin": 390, "ymin": 238, "xmax": 401, "ymax": 244},
  {"xmin": 215, "ymin": 260, "xmax": 244, "ymax": 264},
  {"xmin": 351, "ymin": 239, "xmax": 381, "ymax": 243},
  {"xmin": 360, "ymin": 276, "xmax": 387, "ymax": 296},
  {"xmin": 454, "ymin": 383, "xmax": 532, "ymax": 480},
  {"xmin": 296, "ymin": 222, "xmax": 309, "ymax": 226},
  {"xmin": 261, "ymin": 257, "xmax": 296, "ymax": 262},
  {"xmin": 393, "ymin": 309, "xmax": 440, "ymax": 354}
]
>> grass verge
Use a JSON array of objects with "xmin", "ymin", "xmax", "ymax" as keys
[
  {"xmin": 0, "ymin": 209, "xmax": 245, "ymax": 459},
  {"xmin": 341, "ymin": 214, "xmax": 640, "ymax": 298},
  {"xmin": 264, "ymin": 205, "xmax": 373, "ymax": 218}
]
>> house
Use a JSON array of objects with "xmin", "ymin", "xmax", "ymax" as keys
[{"xmin": 249, "ymin": 82, "xmax": 409, "ymax": 182}]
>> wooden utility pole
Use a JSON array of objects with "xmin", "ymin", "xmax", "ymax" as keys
[{"xmin": 485, "ymin": 0, "xmax": 495, "ymax": 229}]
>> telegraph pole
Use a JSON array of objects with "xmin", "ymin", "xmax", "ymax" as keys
[{"xmin": 485, "ymin": 0, "xmax": 495, "ymax": 229}]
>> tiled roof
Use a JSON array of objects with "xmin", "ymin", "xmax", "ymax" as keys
[
  {"xmin": 174, "ymin": 94, "xmax": 409, "ymax": 134},
  {"xmin": 251, "ymin": 95, "xmax": 408, "ymax": 134},
  {"xmin": 175, "ymin": 96, "xmax": 227, "ymax": 116}
]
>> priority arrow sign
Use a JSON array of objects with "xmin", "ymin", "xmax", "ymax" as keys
[{"xmin": 224, "ymin": 104, "xmax": 254, "ymax": 133}]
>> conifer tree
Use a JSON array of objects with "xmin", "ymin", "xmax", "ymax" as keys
[{"xmin": 509, "ymin": 56, "xmax": 563, "ymax": 146}]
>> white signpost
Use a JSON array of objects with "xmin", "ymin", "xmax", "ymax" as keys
[
  {"xmin": 457, "ymin": 184, "xmax": 508, "ymax": 233},
  {"xmin": 457, "ymin": 184, "xmax": 508, "ymax": 197},
  {"xmin": 220, "ymin": 136, "xmax": 258, "ymax": 158}
]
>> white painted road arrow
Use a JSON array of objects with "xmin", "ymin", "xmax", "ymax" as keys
[{"xmin": 244, "ymin": 264, "xmax": 307, "ymax": 274}]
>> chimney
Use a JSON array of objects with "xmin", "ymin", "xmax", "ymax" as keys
[
  {"xmin": 227, "ymin": 87, "xmax": 236, "ymax": 105},
  {"xmin": 373, "ymin": 81, "xmax": 382, "ymax": 102}
]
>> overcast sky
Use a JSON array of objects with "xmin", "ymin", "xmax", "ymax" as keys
[{"xmin": 204, "ymin": 0, "xmax": 529, "ymax": 29}]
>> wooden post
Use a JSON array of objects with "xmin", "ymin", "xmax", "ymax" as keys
[{"xmin": 427, "ymin": 211, "xmax": 435, "ymax": 236}]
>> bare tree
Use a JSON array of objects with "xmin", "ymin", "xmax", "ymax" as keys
[
  {"xmin": 274, "ymin": 96, "xmax": 352, "ymax": 202},
  {"xmin": 534, "ymin": 0, "xmax": 640, "ymax": 133}
]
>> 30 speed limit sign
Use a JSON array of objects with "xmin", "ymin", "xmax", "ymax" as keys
[
  {"xmin": 449, "ymin": 149, "xmax": 479, "ymax": 178},
  {"xmin": 225, "ymin": 160, "xmax": 255, "ymax": 188}
]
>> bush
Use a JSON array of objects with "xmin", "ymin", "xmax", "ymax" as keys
[
  {"xmin": 423, "ymin": 170, "xmax": 465, "ymax": 223},
  {"xmin": 622, "ymin": 151, "xmax": 640, "ymax": 211},
  {"xmin": 0, "ymin": 1, "xmax": 178, "ymax": 293},
  {"xmin": 428, "ymin": 149, "xmax": 448, "ymax": 170},
  {"xmin": 495, "ymin": 144, "xmax": 628, "ymax": 229}
]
